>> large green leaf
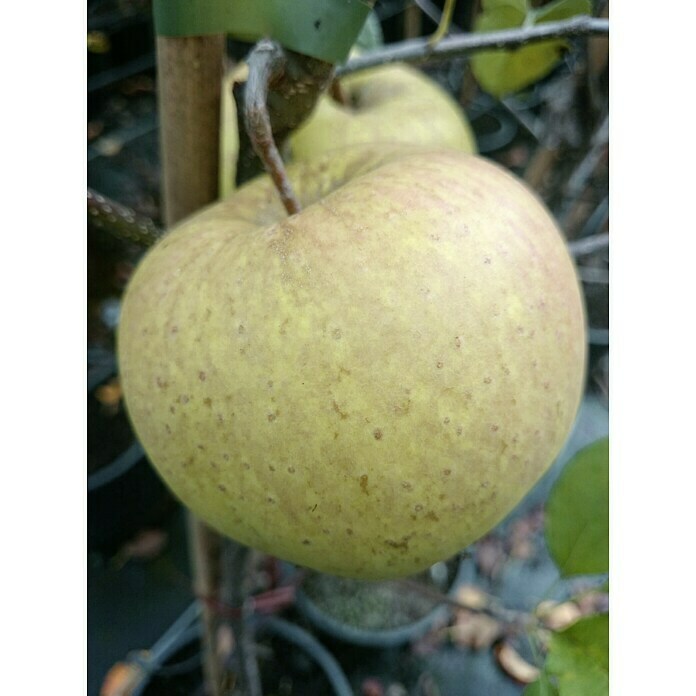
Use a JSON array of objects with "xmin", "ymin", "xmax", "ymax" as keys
[
  {"xmin": 534, "ymin": 0, "xmax": 591, "ymax": 24},
  {"xmin": 470, "ymin": 0, "xmax": 591, "ymax": 97},
  {"xmin": 153, "ymin": 0, "xmax": 373, "ymax": 64},
  {"xmin": 474, "ymin": 4, "xmax": 527, "ymax": 35},
  {"xmin": 545, "ymin": 438, "xmax": 609, "ymax": 576},
  {"xmin": 481, "ymin": 0, "xmax": 529, "ymax": 12},
  {"xmin": 354, "ymin": 10, "xmax": 384, "ymax": 52},
  {"xmin": 546, "ymin": 614, "xmax": 609, "ymax": 696}
]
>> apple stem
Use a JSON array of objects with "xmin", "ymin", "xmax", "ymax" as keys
[
  {"xmin": 428, "ymin": 0, "xmax": 457, "ymax": 47},
  {"xmin": 241, "ymin": 39, "xmax": 337, "ymax": 216},
  {"xmin": 244, "ymin": 41, "xmax": 302, "ymax": 215},
  {"xmin": 236, "ymin": 39, "xmax": 335, "ymax": 206}
]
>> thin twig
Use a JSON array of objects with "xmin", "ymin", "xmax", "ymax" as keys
[
  {"xmin": 561, "ymin": 112, "xmax": 609, "ymax": 209},
  {"xmin": 428, "ymin": 0, "xmax": 457, "ymax": 45},
  {"xmin": 415, "ymin": 0, "xmax": 461, "ymax": 32},
  {"xmin": 187, "ymin": 515, "xmax": 224, "ymax": 696},
  {"xmin": 557, "ymin": 114, "xmax": 609, "ymax": 234},
  {"xmin": 240, "ymin": 598, "xmax": 263, "ymax": 696},
  {"xmin": 87, "ymin": 188, "xmax": 163, "ymax": 247},
  {"xmin": 578, "ymin": 195, "xmax": 609, "ymax": 238},
  {"xmin": 403, "ymin": 2, "xmax": 422, "ymax": 40},
  {"xmin": 568, "ymin": 232, "xmax": 609, "ymax": 257},
  {"xmin": 577, "ymin": 265, "xmax": 609, "ymax": 284},
  {"xmin": 337, "ymin": 16, "xmax": 609, "ymax": 76},
  {"xmin": 218, "ymin": 544, "xmax": 266, "ymax": 696}
]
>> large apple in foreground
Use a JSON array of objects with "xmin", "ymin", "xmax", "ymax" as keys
[
  {"xmin": 118, "ymin": 144, "xmax": 586, "ymax": 580},
  {"xmin": 288, "ymin": 64, "xmax": 477, "ymax": 160}
]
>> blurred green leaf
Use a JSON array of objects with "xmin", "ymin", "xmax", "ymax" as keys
[
  {"xmin": 154, "ymin": 0, "xmax": 373, "ymax": 64},
  {"xmin": 534, "ymin": 0, "xmax": 591, "ymax": 24},
  {"xmin": 87, "ymin": 31, "xmax": 111, "ymax": 54},
  {"xmin": 546, "ymin": 614, "xmax": 609, "ymax": 696},
  {"xmin": 475, "ymin": 4, "xmax": 527, "ymax": 32},
  {"xmin": 470, "ymin": 0, "xmax": 591, "ymax": 97},
  {"xmin": 482, "ymin": 0, "xmax": 529, "ymax": 13},
  {"xmin": 523, "ymin": 673, "xmax": 559, "ymax": 696},
  {"xmin": 354, "ymin": 10, "xmax": 384, "ymax": 52},
  {"xmin": 545, "ymin": 438, "xmax": 609, "ymax": 577}
]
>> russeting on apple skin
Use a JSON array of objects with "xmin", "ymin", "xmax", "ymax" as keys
[
  {"xmin": 288, "ymin": 64, "xmax": 477, "ymax": 160},
  {"xmin": 118, "ymin": 144, "xmax": 586, "ymax": 580}
]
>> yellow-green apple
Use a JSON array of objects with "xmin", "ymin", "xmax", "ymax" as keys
[
  {"xmin": 118, "ymin": 144, "xmax": 586, "ymax": 580},
  {"xmin": 288, "ymin": 64, "xmax": 477, "ymax": 160}
]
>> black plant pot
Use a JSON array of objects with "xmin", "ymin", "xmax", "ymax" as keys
[
  {"xmin": 132, "ymin": 612, "xmax": 353, "ymax": 696},
  {"xmin": 296, "ymin": 556, "xmax": 469, "ymax": 648},
  {"xmin": 87, "ymin": 441, "xmax": 175, "ymax": 555},
  {"xmin": 88, "ymin": 356, "xmax": 174, "ymax": 555}
]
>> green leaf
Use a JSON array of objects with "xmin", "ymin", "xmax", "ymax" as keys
[
  {"xmin": 534, "ymin": 0, "xmax": 591, "ymax": 24},
  {"xmin": 475, "ymin": 4, "xmax": 527, "ymax": 32},
  {"xmin": 545, "ymin": 438, "xmax": 609, "ymax": 577},
  {"xmin": 523, "ymin": 673, "xmax": 559, "ymax": 696},
  {"xmin": 481, "ymin": 0, "xmax": 528, "ymax": 13},
  {"xmin": 470, "ymin": 0, "xmax": 590, "ymax": 97},
  {"xmin": 470, "ymin": 42, "xmax": 567, "ymax": 98},
  {"xmin": 354, "ymin": 10, "xmax": 383, "ymax": 53},
  {"xmin": 153, "ymin": 0, "xmax": 373, "ymax": 64},
  {"xmin": 546, "ymin": 614, "xmax": 609, "ymax": 696}
]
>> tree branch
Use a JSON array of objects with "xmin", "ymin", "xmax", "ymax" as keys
[
  {"xmin": 337, "ymin": 16, "xmax": 609, "ymax": 77},
  {"xmin": 568, "ymin": 232, "xmax": 609, "ymax": 257},
  {"xmin": 87, "ymin": 188, "xmax": 163, "ymax": 247},
  {"xmin": 561, "ymin": 113, "xmax": 609, "ymax": 208},
  {"xmin": 187, "ymin": 515, "xmax": 224, "ymax": 696}
]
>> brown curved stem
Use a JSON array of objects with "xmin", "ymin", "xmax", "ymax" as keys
[
  {"xmin": 243, "ymin": 40, "xmax": 301, "ymax": 215},
  {"xmin": 235, "ymin": 39, "xmax": 334, "ymax": 208}
]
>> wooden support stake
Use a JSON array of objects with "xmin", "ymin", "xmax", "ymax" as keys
[
  {"xmin": 156, "ymin": 34, "xmax": 225, "ymax": 227},
  {"xmin": 156, "ymin": 33, "xmax": 226, "ymax": 696}
]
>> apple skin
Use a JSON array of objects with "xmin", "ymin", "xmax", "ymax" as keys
[
  {"xmin": 118, "ymin": 145, "xmax": 586, "ymax": 580},
  {"xmin": 288, "ymin": 64, "xmax": 477, "ymax": 160}
]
